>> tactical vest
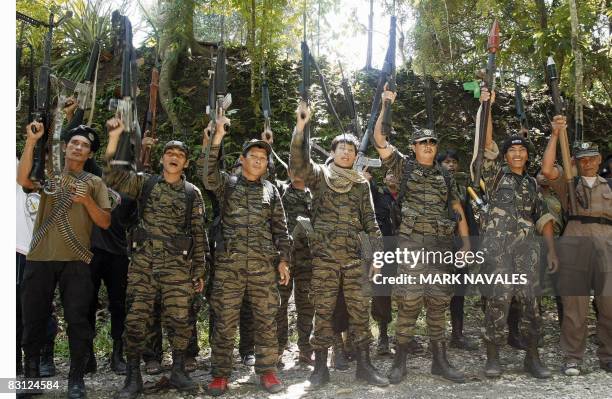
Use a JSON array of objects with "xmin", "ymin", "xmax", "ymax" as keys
[
  {"xmin": 211, "ymin": 175, "xmax": 277, "ymax": 252},
  {"xmin": 129, "ymin": 175, "xmax": 197, "ymax": 259}
]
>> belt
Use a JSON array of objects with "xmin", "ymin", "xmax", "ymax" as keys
[{"xmin": 567, "ymin": 215, "xmax": 612, "ymax": 226}]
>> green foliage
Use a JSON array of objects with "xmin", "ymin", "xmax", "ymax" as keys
[{"xmin": 54, "ymin": 0, "xmax": 120, "ymax": 81}]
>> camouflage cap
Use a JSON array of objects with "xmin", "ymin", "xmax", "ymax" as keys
[
  {"xmin": 62, "ymin": 125, "xmax": 100, "ymax": 153},
  {"xmin": 163, "ymin": 140, "xmax": 189, "ymax": 155},
  {"xmin": 412, "ymin": 128, "xmax": 438, "ymax": 143},
  {"xmin": 574, "ymin": 142, "xmax": 599, "ymax": 159},
  {"xmin": 242, "ymin": 139, "xmax": 272, "ymax": 157}
]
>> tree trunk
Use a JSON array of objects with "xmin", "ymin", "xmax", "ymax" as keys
[
  {"xmin": 249, "ymin": 0, "xmax": 256, "ymax": 98},
  {"xmin": 365, "ymin": 0, "xmax": 373, "ymax": 70},
  {"xmin": 158, "ymin": 1, "xmax": 189, "ymax": 133}
]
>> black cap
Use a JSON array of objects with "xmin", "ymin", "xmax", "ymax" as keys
[
  {"xmin": 501, "ymin": 135, "xmax": 530, "ymax": 157},
  {"xmin": 242, "ymin": 139, "xmax": 272, "ymax": 157},
  {"xmin": 62, "ymin": 125, "xmax": 100, "ymax": 153},
  {"xmin": 163, "ymin": 140, "xmax": 189, "ymax": 156}
]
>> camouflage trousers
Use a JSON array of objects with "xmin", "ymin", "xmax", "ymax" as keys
[
  {"xmin": 142, "ymin": 293, "xmax": 202, "ymax": 362},
  {"xmin": 482, "ymin": 237, "xmax": 541, "ymax": 346},
  {"xmin": 124, "ymin": 247, "xmax": 194, "ymax": 358},
  {"xmin": 310, "ymin": 255, "xmax": 372, "ymax": 350},
  {"xmin": 276, "ymin": 245, "xmax": 314, "ymax": 354},
  {"xmin": 393, "ymin": 235, "xmax": 454, "ymax": 344},
  {"xmin": 210, "ymin": 255, "xmax": 280, "ymax": 377}
]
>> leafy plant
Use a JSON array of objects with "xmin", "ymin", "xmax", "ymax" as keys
[{"xmin": 54, "ymin": 0, "xmax": 125, "ymax": 81}]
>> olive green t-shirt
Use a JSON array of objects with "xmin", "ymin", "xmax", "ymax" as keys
[{"xmin": 27, "ymin": 171, "xmax": 111, "ymax": 262}]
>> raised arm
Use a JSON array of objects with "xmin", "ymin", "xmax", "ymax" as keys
[
  {"xmin": 541, "ymin": 115, "xmax": 565, "ymax": 181},
  {"xmin": 289, "ymin": 102, "xmax": 323, "ymax": 190},
  {"xmin": 17, "ymin": 122, "xmax": 46, "ymax": 190},
  {"xmin": 103, "ymin": 117, "xmax": 147, "ymax": 199},
  {"xmin": 199, "ymin": 116, "xmax": 230, "ymax": 199},
  {"xmin": 373, "ymin": 87, "xmax": 396, "ymax": 160}
]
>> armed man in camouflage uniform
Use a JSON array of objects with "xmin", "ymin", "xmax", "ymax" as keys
[
  {"xmin": 200, "ymin": 113, "xmax": 291, "ymax": 396},
  {"xmin": 476, "ymin": 89, "xmax": 557, "ymax": 379},
  {"xmin": 104, "ymin": 117, "xmax": 207, "ymax": 399},
  {"xmin": 373, "ymin": 89, "xmax": 470, "ymax": 384},
  {"xmin": 542, "ymin": 116, "xmax": 612, "ymax": 376},
  {"xmin": 17, "ymin": 122, "xmax": 111, "ymax": 399},
  {"xmin": 436, "ymin": 149, "xmax": 480, "ymax": 351},
  {"xmin": 275, "ymin": 169, "xmax": 315, "ymax": 366},
  {"xmin": 290, "ymin": 102, "xmax": 389, "ymax": 388}
]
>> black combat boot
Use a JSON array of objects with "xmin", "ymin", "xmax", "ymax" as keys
[
  {"xmin": 387, "ymin": 343, "xmax": 408, "ymax": 384},
  {"xmin": 67, "ymin": 354, "xmax": 87, "ymax": 399},
  {"xmin": 39, "ymin": 342, "xmax": 56, "ymax": 377},
  {"xmin": 84, "ymin": 342, "xmax": 96, "ymax": 374},
  {"xmin": 484, "ymin": 341, "xmax": 501, "ymax": 378},
  {"xmin": 17, "ymin": 356, "xmax": 42, "ymax": 398},
  {"xmin": 430, "ymin": 340, "xmax": 465, "ymax": 383},
  {"xmin": 115, "ymin": 357, "xmax": 142, "ymax": 399},
  {"xmin": 331, "ymin": 336, "xmax": 349, "ymax": 371},
  {"xmin": 169, "ymin": 351, "xmax": 197, "ymax": 392},
  {"xmin": 355, "ymin": 346, "xmax": 389, "ymax": 386},
  {"xmin": 308, "ymin": 349, "xmax": 330, "ymax": 388},
  {"xmin": 377, "ymin": 322, "xmax": 390, "ymax": 355},
  {"xmin": 523, "ymin": 342, "xmax": 551, "ymax": 379},
  {"xmin": 110, "ymin": 340, "xmax": 127, "ymax": 375},
  {"xmin": 450, "ymin": 304, "xmax": 478, "ymax": 351}
]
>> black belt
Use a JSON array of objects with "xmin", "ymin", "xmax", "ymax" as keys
[{"xmin": 567, "ymin": 215, "xmax": 612, "ymax": 226}]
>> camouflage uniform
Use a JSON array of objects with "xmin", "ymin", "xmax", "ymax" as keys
[
  {"xmin": 479, "ymin": 142, "xmax": 552, "ymax": 346},
  {"xmin": 381, "ymin": 147, "xmax": 459, "ymax": 344},
  {"xmin": 103, "ymin": 165, "xmax": 207, "ymax": 359},
  {"xmin": 276, "ymin": 182, "xmax": 314, "ymax": 355},
  {"xmin": 198, "ymin": 145, "xmax": 291, "ymax": 378},
  {"xmin": 289, "ymin": 144, "xmax": 381, "ymax": 352}
]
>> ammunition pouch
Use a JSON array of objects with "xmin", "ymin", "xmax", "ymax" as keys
[{"xmin": 129, "ymin": 226, "xmax": 194, "ymax": 260}]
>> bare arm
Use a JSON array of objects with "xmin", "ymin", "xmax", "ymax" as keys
[
  {"xmin": 73, "ymin": 193, "xmax": 111, "ymax": 229},
  {"xmin": 17, "ymin": 122, "xmax": 46, "ymax": 190},
  {"xmin": 481, "ymin": 88, "xmax": 495, "ymax": 151},
  {"xmin": 372, "ymin": 88, "xmax": 396, "ymax": 160},
  {"xmin": 541, "ymin": 116, "xmax": 565, "ymax": 181},
  {"xmin": 452, "ymin": 201, "xmax": 470, "ymax": 251}
]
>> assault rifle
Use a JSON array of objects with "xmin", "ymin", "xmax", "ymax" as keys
[
  {"xmin": 355, "ymin": 15, "xmax": 397, "ymax": 172},
  {"xmin": 109, "ymin": 13, "xmax": 141, "ymax": 171},
  {"xmin": 24, "ymin": 10, "xmax": 72, "ymax": 184},
  {"xmin": 339, "ymin": 62, "xmax": 361, "ymax": 136},
  {"xmin": 140, "ymin": 66, "xmax": 159, "ymax": 172},
  {"xmin": 514, "ymin": 70, "xmax": 529, "ymax": 137},
  {"xmin": 547, "ymin": 56, "xmax": 578, "ymax": 215}
]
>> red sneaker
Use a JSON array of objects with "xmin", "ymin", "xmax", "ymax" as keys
[
  {"xmin": 207, "ymin": 377, "xmax": 229, "ymax": 396},
  {"xmin": 260, "ymin": 371, "xmax": 284, "ymax": 393}
]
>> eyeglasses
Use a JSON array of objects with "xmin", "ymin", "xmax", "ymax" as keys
[{"xmin": 416, "ymin": 139, "xmax": 437, "ymax": 146}]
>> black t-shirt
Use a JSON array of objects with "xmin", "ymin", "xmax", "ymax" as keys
[{"xmin": 91, "ymin": 193, "xmax": 137, "ymax": 256}]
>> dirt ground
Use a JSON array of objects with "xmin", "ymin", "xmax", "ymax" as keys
[{"xmin": 30, "ymin": 297, "xmax": 612, "ymax": 399}]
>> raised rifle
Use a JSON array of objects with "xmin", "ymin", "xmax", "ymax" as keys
[
  {"xmin": 140, "ymin": 66, "xmax": 159, "ymax": 172},
  {"xmin": 109, "ymin": 14, "xmax": 141, "ymax": 171},
  {"xmin": 59, "ymin": 40, "xmax": 101, "ymax": 128},
  {"xmin": 339, "ymin": 62, "xmax": 361, "ymax": 136},
  {"xmin": 299, "ymin": 34, "xmax": 311, "ymax": 163},
  {"xmin": 354, "ymin": 15, "xmax": 397, "ymax": 172},
  {"xmin": 261, "ymin": 67, "xmax": 287, "ymax": 170},
  {"xmin": 25, "ymin": 10, "xmax": 71, "ymax": 187},
  {"xmin": 513, "ymin": 70, "xmax": 528, "ymax": 137},
  {"xmin": 547, "ymin": 56, "xmax": 578, "ymax": 215},
  {"xmin": 470, "ymin": 20, "xmax": 499, "ymax": 193},
  {"xmin": 309, "ymin": 52, "xmax": 344, "ymax": 133}
]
